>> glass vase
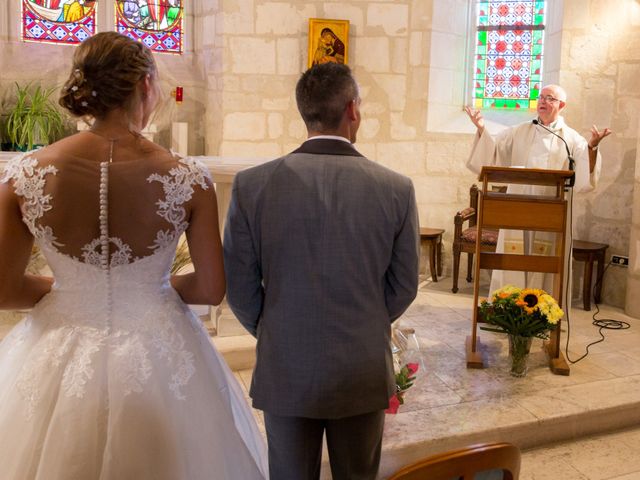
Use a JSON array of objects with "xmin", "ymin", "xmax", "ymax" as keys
[
  {"xmin": 508, "ymin": 334, "xmax": 532, "ymax": 377},
  {"xmin": 392, "ymin": 327, "xmax": 425, "ymax": 374}
]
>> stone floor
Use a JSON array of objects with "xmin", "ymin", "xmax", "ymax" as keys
[
  {"xmin": 229, "ymin": 276, "xmax": 640, "ymax": 479},
  {"xmin": 1, "ymin": 273, "xmax": 637, "ymax": 479}
]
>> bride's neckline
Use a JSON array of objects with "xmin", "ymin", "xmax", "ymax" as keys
[
  {"xmin": 85, "ymin": 128, "xmax": 142, "ymax": 142},
  {"xmin": 82, "ymin": 129, "xmax": 149, "ymax": 164}
]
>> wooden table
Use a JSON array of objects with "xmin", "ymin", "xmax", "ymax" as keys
[
  {"xmin": 419, "ymin": 227, "xmax": 445, "ymax": 282},
  {"xmin": 572, "ymin": 239, "xmax": 609, "ymax": 311}
]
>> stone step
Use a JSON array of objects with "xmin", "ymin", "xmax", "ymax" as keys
[
  {"xmin": 375, "ymin": 374, "xmax": 640, "ymax": 478},
  {"xmin": 211, "ymin": 334, "xmax": 257, "ymax": 371}
]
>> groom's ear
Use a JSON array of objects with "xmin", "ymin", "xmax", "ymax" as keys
[{"xmin": 345, "ymin": 99, "xmax": 358, "ymax": 121}]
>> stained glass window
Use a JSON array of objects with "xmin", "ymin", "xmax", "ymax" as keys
[
  {"xmin": 115, "ymin": 1, "xmax": 183, "ymax": 54},
  {"xmin": 22, "ymin": 0, "xmax": 97, "ymax": 45},
  {"xmin": 473, "ymin": 1, "xmax": 546, "ymax": 109}
]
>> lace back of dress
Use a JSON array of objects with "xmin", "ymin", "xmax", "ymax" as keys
[{"xmin": 2, "ymin": 143, "xmax": 212, "ymax": 271}]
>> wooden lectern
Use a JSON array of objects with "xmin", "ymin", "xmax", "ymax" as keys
[{"xmin": 465, "ymin": 166, "xmax": 575, "ymax": 376}]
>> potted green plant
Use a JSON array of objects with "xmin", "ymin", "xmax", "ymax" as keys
[{"xmin": 5, "ymin": 83, "xmax": 65, "ymax": 151}]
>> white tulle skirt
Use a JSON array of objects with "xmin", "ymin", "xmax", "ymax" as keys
[{"xmin": 0, "ymin": 294, "xmax": 268, "ymax": 480}]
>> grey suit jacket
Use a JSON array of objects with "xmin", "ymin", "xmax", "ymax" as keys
[{"xmin": 223, "ymin": 139, "xmax": 419, "ymax": 418}]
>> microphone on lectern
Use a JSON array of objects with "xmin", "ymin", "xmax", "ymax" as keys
[{"xmin": 532, "ymin": 119, "xmax": 575, "ymax": 188}]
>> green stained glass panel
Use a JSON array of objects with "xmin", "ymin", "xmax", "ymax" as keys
[{"xmin": 472, "ymin": 1, "xmax": 547, "ymax": 110}]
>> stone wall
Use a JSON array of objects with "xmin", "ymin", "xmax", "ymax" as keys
[
  {"xmin": 0, "ymin": 0, "xmax": 637, "ymax": 311},
  {"xmin": 195, "ymin": 0, "xmax": 482, "ymax": 278},
  {"xmin": 196, "ymin": 0, "xmax": 638, "ymax": 310},
  {"xmin": 557, "ymin": 0, "xmax": 640, "ymax": 310}
]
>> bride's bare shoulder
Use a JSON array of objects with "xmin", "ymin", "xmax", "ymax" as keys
[
  {"xmin": 29, "ymin": 133, "xmax": 102, "ymax": 166},
  {"xmin": 33, "ymin": 133, "xmax": 174, "ymax": 166}
]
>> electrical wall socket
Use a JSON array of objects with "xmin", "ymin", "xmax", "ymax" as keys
[{"xmin": 611, "ymin": 255, "xmax": 629, "ymax": 267}]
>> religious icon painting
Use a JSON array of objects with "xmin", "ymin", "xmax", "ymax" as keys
[
  {"xmin": 473, "ymin": 0, "xmax": 546, "ymax": 110},
  {"xmin": 307, "ymin": 18, "xmax": 349, "ymax": 69},
  {"xmin": 22, "ymin": 0, "xmax": 97, "ymax": 45},
  {"xmin": 115, "ymin": 0, "xmax": 184, "ymax": 54}
]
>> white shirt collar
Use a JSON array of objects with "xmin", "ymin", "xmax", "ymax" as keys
[
  {"xmin": 307, "ymin": 135, "xmax": 351, "ymax": 144},
  {"xmin": 536, "ymin": 116, "xmax": 565, "ymax": 132}
]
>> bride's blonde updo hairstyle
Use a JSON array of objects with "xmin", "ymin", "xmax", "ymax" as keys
[{"xmin": 59, "ymin": 31, "xmax": 156, "ymax": 119}]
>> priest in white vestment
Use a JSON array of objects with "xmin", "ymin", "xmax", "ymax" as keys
[{"xmin": 464, "ymin": 85, "xmax": 611, "ymax": 306}]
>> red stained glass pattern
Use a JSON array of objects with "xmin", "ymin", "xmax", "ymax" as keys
[
  {"xmin": 115, "ymin": 0, "xmax": 183, "ymax": 54},
  {"xmin": 473, "ymin": 1, "xmax": 546, "ymax": 110},
  {"xmin": 22, "ymin": 0, "xmax": 96, "ymax": 45}
]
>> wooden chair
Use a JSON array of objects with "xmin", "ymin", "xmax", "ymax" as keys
[
  {"xmin": 452, "ymin": 184, "xmax": 503, "ymax": 293},
  {"xmin": 387, "ymin": 442, "xmax": 521, "ymax": 480}
]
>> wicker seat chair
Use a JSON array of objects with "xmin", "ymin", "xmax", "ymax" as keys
[{"xmin": 452, "ymin": 184, "xmax": 505, "ymax": 293}]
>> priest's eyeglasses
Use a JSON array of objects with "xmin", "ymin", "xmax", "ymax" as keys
[{"xmin": 538, "ymin": 95, "xmax": 560, "ymax": 103}]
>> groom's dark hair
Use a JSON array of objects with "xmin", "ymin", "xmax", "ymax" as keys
[{"xmin": 296, "ymin": 63, "xmax": 358, "ymax": 133}]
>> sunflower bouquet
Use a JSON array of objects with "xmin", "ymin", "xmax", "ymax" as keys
[{"xmin": 479, "ymin": 285, "xmax": 563, "ymax": 339}]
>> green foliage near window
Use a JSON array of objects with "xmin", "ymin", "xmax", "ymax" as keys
[{"xmin": 5, "ymin": 83, "xmax": 65, "ymax": 151}]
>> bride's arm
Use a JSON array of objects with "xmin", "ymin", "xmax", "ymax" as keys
[
  {"xmin": 0, "ymin": 183, "xmax": 53, "ymax": 310},
  {"xmin": 170, "ymin": 181, "xmax": 226, "ymax": 305}
]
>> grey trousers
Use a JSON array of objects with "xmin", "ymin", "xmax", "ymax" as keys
[{"xmin": 264, "ymin": 410, "xmax": 385, "ymax": 480}]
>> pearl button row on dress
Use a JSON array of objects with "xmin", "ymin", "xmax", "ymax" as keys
[
  {"xmin": 101, "ymin": 141, "xmax": 114, "ymax": 323},
  {"xmin": 99, "ymin": 161, "xmax": 109, "ymax": 271}
]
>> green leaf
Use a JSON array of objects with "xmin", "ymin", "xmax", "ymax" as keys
[
  {"xmin": 479, "ymin": 326, "xmax": 507, "ymax": 334},
  {"xmin": 4, "ymin": 82, "xmax": 67, "ymax": 149}
]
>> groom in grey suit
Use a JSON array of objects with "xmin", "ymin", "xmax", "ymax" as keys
[{"xmin": 223, "ymin": 63, "xmax": 419, "ymax": 480}]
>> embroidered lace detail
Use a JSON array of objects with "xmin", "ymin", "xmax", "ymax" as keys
[
  {"xmin": 110, "ymin": 238, "xmax": 133, "ymax": 266},
  {"xmin": 145, "ymin": 306, "xmax": 196, "ymax": 400},
  {"xmin": 4, "ymin": 154, "xmax": 210, "ymax": 266},
  {"xmin": 16, "ymin": 326, "xmax": 76, "ymax": 419},
  {"xmin": 1, "ymin": 152, "xmax": 61, "ymax": 245},
  {"xmin": 81, "ymin": 238, "xmax": 104, "ymax": 266},
  {"xmin": 61, "ymin": 328, "xmax": 107, "ymax": 398},
  {"xmin": 14, "ymin": 305, "xmax": 197, "ymax": 415},
  {"xmin": 81, "ymin": 237, "xmax": 133, "ymax": 267},
  {"xmin": 6, "ymin": 155, "xmax": 207, "ymax": 416},
  {"xmin": 113, "ymin": 334, "xmax": 152, "ymax": 396},
  {"xmin": 147, "ymin": 157, "xmax": 211, "ymax": 251}
]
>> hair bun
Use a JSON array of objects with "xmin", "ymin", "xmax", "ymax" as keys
[{"xmin": 58, "ymin": 32, "xmax": 156, "ymax": 119}]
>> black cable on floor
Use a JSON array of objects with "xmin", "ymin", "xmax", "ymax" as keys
[
  {"xmin": 564, "ymin": 260, "xmax": 630, "ymax": 364},
  {"xmin": 561, "ymin": 185, "xmax": 630, "ymax": 365}
]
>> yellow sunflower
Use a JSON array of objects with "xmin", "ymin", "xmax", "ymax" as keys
[{"xmin": 517, "ymin": 288, "xmax": 545, "ymax": 314}]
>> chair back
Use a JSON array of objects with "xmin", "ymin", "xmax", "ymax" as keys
[
  {"xmin": 468, "ymin": 184, "xmax": 479, "ymax": 227},
  {"xmin": 387, "ymin": 442, "xmax": 521, "ymax": 480}
]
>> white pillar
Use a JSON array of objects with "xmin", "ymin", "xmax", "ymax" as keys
[{"xmin": 171, "ymin": 122, "xmax": 189, "ymax": 157}]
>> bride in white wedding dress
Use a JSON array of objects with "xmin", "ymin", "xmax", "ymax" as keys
[{"xmin": 0, "ymin": 32, "xmax": 268, "ymax": 479}]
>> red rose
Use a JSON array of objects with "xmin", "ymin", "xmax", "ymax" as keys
[
  {"xmin": 385, "ymin": 394, "xmax": 401, "ymax": 414},
  {"xmin": 406, "ymin": 363, "xmax": 419, "ymax": 376}
]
